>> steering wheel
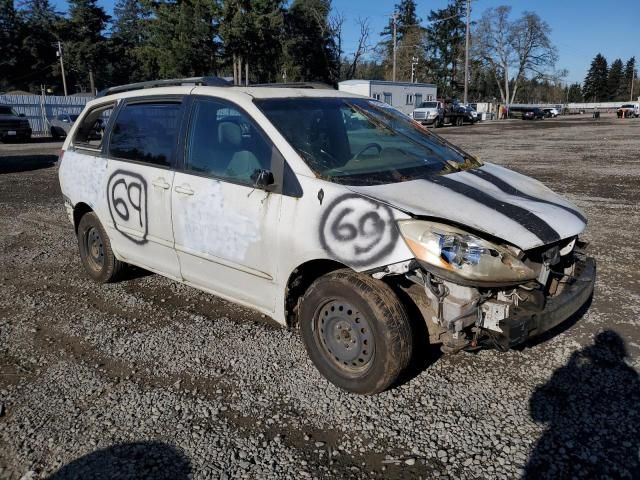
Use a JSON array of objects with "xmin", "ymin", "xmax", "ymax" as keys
[{"xmin": 354, "ymin": 143, "xmax": 382, "ymax": 160}]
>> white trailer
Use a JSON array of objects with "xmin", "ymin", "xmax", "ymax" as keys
[{"xmin": 338, "ymin": 79, "xmax": 437, "ymax": 115}]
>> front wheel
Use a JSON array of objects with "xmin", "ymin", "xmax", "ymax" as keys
[
  {"xmin": 77, "ymin": 212, "xmax": 125, "ymax": 283},
  {"xmin": 299, "ymin": 270, "xmax": 413, "ymax": 394}
]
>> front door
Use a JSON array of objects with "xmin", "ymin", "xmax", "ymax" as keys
[
  {"xmin": 105, "ymin": 99, "xmax": 184, "ymax": 279},
  {"xmin": 171, "ymin": 97, "xmax": 281, "ymax": 312}
]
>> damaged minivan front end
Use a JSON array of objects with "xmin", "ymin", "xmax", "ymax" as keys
[
  {"xmin": 388, "ymin": 220, "xmax": 595, "ymax": 352},
  {"xmin": 342, "ymin": 157, "xmax": 597, "ymax": 354}
]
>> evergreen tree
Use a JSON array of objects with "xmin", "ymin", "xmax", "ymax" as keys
[
  {"xmin": 0, "ymin": 0, "xmax": 22, "ymax": 90},
  {"xmin": 220, "ymin": 0, "xmax": 284, "ymax": 83},
  {"xmin": 567, "ymin": 83, "xmax": 583, "ymax": 102},
  {"xmin": 607, "ymin": 58, "xmax": 624, "ymax": 101},
  {"xmin": 425, "ymin": 0, "xmax": 466, "ymax": 98},
  {"xmin": 282, "ymin": 0, "xmax": 339, "ymax": 84},
  {"xmin": 19, "ymin": 0, "xmax": 62, "ymax": 92},
  {"xmin": 62, "ymin": 0, "xmax": 110, "ymax": 92},
  {"xmin": 582, "ymin": 54, "xmax": 608, "ymax": 102},
  {"xmin": 141, "ymin": 0, "xmax": 218, "ymax": 79},
  {"xmin": 111, "ymin": 0, "xmax": 150, "ymax": 84},
  {"xmin": 624, "ymin": 57, "xmax": 636, "ymax": 101},
  {"xmin": 378, "ymin": 0, "xmax": 421, "ymax": 80}
]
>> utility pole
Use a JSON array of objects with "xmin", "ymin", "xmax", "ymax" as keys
[
  {"xmin": 392, "ymin": 13, "xmax": 398, "ymax": 82},
  {"xmin": 463, "ymin": 0, "xmax": 470, "ymax": 104},
  {"xmin": 89, "ymin": 69, "xmax": 95, "ymax": 95},
  {"xmin": 56, "ymin": 41, "xmax": 68, "ymax": 96},
  {"xmin": 631, "ymin": 73, "xmax": 635, "ymax": 101},
  {"xmin": 411, "ymin": 56, "xmax": 418, "ymax": 83}
]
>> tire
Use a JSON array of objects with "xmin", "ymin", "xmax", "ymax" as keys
[
  {"xmin": 77, "ymin": 212, "xmax": 125, "ymax": 283},
  {"xmin": 51, "ymin": 127, "xmax": 60, "ymax": 140},
  {"xmin": 299, "ymin": 269, "xmax": 413, "ymax": 394}
]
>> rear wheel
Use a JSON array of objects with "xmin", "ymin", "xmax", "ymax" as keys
[
  {"xmin": 299, "ymin": 270, "xmax": 413, "ymax": 394},
  {"xmin": 50, "ymin": 127, "xmax": 60, "ymax": 140},
  {"xmin": 77, "ymin": 212, "xmax": 125, "ymax": 283}
]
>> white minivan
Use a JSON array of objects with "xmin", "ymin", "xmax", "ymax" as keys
[{"xmin": 59, "ymin": 78, "xmax": 595, "ymax": 394}]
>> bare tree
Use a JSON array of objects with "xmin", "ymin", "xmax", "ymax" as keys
[
  {"xmin": 330, "ymin": 11, "xmax": 345, "ymax": 59},
  {"xmin": 473, "ymin": 6, "xmax": 557, "ymax": 104},
  {"xmin": 345, "ymin": 17, "xmax": 371, "ymax": 80}
]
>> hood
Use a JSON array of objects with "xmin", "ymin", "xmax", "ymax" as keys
[{"xmin": 347, "ymin": 163, "xmax": 586, "ymax": 251}]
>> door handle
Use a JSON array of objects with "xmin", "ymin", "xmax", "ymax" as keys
[
  {"xmin": 174, "ymin": 184, "xmax": 194, "ymax": 196},
  {"xmin": 152, "ymin": 178, "xmax": 170, "ymax": 190}
]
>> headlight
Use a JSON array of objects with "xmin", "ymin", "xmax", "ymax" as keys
[{"xmin": 398, "ymin": 220, "xmax": 536, "ymax": 285}]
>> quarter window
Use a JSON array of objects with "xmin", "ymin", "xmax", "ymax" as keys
[
  {"xmin": 73, "ymin": 103, "xmax": 114, "ymax": 149},
  {"xmin": 109, "ymin": 102, "xmax": 181, "ymax": 167},
  {"xmin": 185, "ymin": 99, "xmax": 272, "ymax": 186}
]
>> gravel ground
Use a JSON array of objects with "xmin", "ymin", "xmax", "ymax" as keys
[{"xmin": 1, "ymin": 115, "xmax": 639, "ymax": 480}]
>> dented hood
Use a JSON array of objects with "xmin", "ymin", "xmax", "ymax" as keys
[{"xmin": 347, "ymin": 163, "xmax": 586, "ymax": 251}]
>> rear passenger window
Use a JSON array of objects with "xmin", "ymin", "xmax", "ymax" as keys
[
  {"xmin": 109, "ymin": 102, "xmax": 181, "ymax": 167},
  {"xmin": 73, "ymin": 103, "xmax": 114, "ymax": 149},
  {"xmin": 185, "ymin": 99, "xmax": 272, "ymax": 185}
]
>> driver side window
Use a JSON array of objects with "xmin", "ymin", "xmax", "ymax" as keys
[{"xmin": 185, "ymin": 99, "xmax": 272, "ymax": 186}]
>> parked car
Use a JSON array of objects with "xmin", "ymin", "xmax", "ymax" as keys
[
  {"xmin": 454, "ymin": 104, "xmax": 479, "ymax": 123},
  {"xmin": 59, "ymin": 79, "xmax": 596, "ymax": 394},
  {"xmin": 0, "ymin": 105, "xmax": 31, "ymax": 142},
  {"xmin": 542, "ymin": 108, "xmax": 559, "ymax": 118},
  {"xmin": 617, "ymin": 104, "xmax": 639, "ymax": 118},
  {"xmin": 49, "ymin": 113, "xmax": 80, "ymax": 139},
  {"xmin": 523, "ymin": 108, "xmax": 545, "ymax": 120}
]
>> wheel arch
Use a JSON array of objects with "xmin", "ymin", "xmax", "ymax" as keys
[
  {"xmin": 284, "ymin": 259, "xmax": 348, "ymax": 329},
  {"xmin": 73, "ymin": 202, "xmax": 93, "ymax": 234}
]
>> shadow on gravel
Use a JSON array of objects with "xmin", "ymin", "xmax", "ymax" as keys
[
  {"xmin": 523, "ymin": 330, "xmax": 640, "ymax": 479},
  {"xmin": 0, "ymin": 155, "xmax": 57, "ymax": 174},
  {"xmin": 46, "ymin": 441, "xmax": 191, "ymax": 480}
]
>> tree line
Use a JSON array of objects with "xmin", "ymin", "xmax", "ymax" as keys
[
  {"xmin": 0, "ymin": 0, "xmax": 341, "ymax": 94},
  {"xmin": 1, "ymin": 0, "xmax": 638, "ymax": 104},
  {"xmin": 580, "ymin": 54, "xmax": 637, "ymax": 102}
]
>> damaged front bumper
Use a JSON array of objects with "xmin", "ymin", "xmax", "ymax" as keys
[
  {"xmin": 393, "ymin": 246, "xmax": 596, "ymax": 353},
  {"xmin": 495, "ymin": 256, "xmax": 595, "ymax": 348}
]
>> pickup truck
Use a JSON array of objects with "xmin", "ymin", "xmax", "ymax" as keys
[
  {"xmin": 412, "ymin": 101, "xmax": 477, "ymax": 127},
  {"xmin": 617, "ymin": 104, "xmax": 639, "ymax": 118},
  {"xmin": 0, "ymin": 105, "xmax": 32, "ymax": 142}
]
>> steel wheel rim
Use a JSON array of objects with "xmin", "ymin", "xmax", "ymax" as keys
[
  {"xmin": 315, "ymin": 299, "xmax": 375, "ymax": 373},
  {"xmin": 85, "ymin": 226, "xmax": 105, "ymax": 271}
]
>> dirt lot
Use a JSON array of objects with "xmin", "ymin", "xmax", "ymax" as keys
[{"xmin": 1, "ymin": 115, "xmax": 639, "ymax": 479}]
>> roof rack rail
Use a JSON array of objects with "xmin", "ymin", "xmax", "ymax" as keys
[
  {"xmin": 248, "ymin": 82, "xmax": 335, "ymax": 90},
  {"xmin": 97, "ymin": 76, "xmax": 231, "ymax": 97}
]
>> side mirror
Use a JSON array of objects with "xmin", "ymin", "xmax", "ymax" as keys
[{"xmin": 252, "ymin": 169, "xmax": 275, "ymax": 189}]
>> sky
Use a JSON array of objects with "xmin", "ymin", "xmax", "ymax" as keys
[{"xmin": 50, "ymin": 0, "xmax": 640, "ymax": 85}]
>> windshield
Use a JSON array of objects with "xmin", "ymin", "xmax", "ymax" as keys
[
  {"xmin": 419, "ymin": 102, "xmax": 439, "ymax": 108},
  {"xmin": 255, "ymin": 97, "xmax": 480, "ymax": 185},
  {"xmin": 0, "ymin": 106, "xmax": 18, "ymax": 116}
]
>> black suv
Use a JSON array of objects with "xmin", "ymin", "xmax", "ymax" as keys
[{"xmin": 0, "ymin": 105, "xmax": 32, "ymax": 142}]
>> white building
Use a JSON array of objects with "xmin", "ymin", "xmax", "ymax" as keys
[{"xmin": 338, "ymin": 80, "xmax": 437, "ymax": 115}]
